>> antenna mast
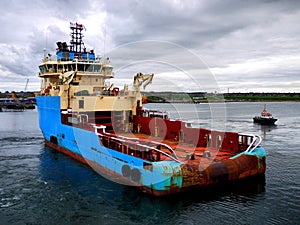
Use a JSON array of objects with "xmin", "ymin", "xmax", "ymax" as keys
[{"xmin": 69, "ymin": 22, "xmax": 86, "ymax": 52}]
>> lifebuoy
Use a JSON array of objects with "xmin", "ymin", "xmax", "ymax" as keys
[{"xmin": 112, "ymin": 87, "xmax": 119, "ymax": 96}]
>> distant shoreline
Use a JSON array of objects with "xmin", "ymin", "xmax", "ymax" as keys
[
  {"xmin": 147, "ymin": 99, "xmax": 300, "ymax": 104},
  {"xmin": 1, "ymin": 91, "xmax": 299, "ymax": 103},
  {"xmin": 144, "ymin": 92, "xmax": 300, "ymax": 103}
]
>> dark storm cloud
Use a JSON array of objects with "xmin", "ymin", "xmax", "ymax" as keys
[{"xmin": 102, "ymin": 0, "xmax": 300, "ymax": 47}]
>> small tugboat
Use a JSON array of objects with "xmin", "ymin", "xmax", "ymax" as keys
[
  {"xmin": 253, "ymin": 104, "xmax": 277, "ymax": 125},
  {"xmin": 35, "ymin": 23, "xmax": 266, "ymax": 196}
]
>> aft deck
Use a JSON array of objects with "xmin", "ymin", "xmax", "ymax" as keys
[
  {"xmin": 94, "ymin": 128, "xmax": 255, "ymax": 164},
  {"xmin": 61, "ymin": 111, "xmax": 260, "ymax": 164}
]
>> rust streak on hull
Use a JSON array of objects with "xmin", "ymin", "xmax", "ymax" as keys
[{"xmin": 181, "ymin": 155, "xmax": 266, "ymax": 189}]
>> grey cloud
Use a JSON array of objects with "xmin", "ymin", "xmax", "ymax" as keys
[
  {"xmin": 102, "ymin": 0, "xmax": 300, "ymax": 48},
  {"xmin": 0, "ymin": 0, "xmax": 299, "ymax": 92}
]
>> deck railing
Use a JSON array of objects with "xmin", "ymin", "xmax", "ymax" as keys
[{"xmin": 93, "ymin": 125, "xmax": 181, "ymax": 163}]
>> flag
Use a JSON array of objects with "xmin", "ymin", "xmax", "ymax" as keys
[{"xmin": 76, "ymin": 23, "xmax": 86, "ymax": 31}]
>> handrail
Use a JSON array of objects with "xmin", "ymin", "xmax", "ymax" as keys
[
  {"xmin": 240, "ymin": 133, "xmax": 262, "ymax": 153},
  {"xmin": 248, "ymin": 135, "xmax": 262, "ymax": 153},
  {"xmin": 93, "ymin": 125, "xmax": 181, "ymax": 163}
]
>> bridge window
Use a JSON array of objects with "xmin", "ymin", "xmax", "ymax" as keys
[
  {"xmin": 102, "ymin": 66, "xmax": 113, "ymax": 75},
  {"xmin": 39, "ymin": 65, "xmax": 46, "ymax": 74},
  {"xmin": 57, "ymin": 64, "xmax": 63, "ymax": 73},
  {"xmin": 67, "ymin": 64, "xmax": 73, "ymax": 71},
  {"xmin": 86, "ymin": 65, "xmax": 93, "ymax": 72},
  {"xmin": 102, "ymin": 67, "xmax": 107, "ymax": 75},
  {"xmin": 46, "ymin": 64, "xmax": 54, "ymax": 72},
  {"xmin": 94, "ymin": 65, "xmax": 101, "ymax": 72},
  {"xmin": 77, "ymin": 63, "xmax": 85, "ymax": 71}
]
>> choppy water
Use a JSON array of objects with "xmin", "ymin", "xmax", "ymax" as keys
[{"xmin": 0, "ymin": 102, "xmax": 299, "ymax": 225}]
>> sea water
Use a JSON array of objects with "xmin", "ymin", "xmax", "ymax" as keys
[{"xmin": 0, "ymin": 102, "xmax": 299, "ymax": 225}]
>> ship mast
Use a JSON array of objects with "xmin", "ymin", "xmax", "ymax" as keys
[{"xmin": 69, "ymin": 22, "xmax": 85, "ymax": 52}]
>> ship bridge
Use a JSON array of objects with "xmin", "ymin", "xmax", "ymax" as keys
[{"xmin": 38, "ymin": 22, "xmax": 115, "ymax": 98}]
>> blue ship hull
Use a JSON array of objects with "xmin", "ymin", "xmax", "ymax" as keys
[{"xmin": 36, "ymin": 96, "xmax": 184, "ymax": 195}]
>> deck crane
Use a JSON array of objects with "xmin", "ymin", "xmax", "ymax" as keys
[{"xmin": 133, "ymin": 72, "xmax": 154, "ymax": 92}]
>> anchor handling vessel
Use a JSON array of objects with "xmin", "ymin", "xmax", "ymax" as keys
[{"xmin": 36, "ymin": 23, "xmax": 266, "ymax": 196}]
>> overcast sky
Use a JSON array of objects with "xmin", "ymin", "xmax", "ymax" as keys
[{"xmin": 0, "ymin": 0, "xmax": 299, "ymax": 93}]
